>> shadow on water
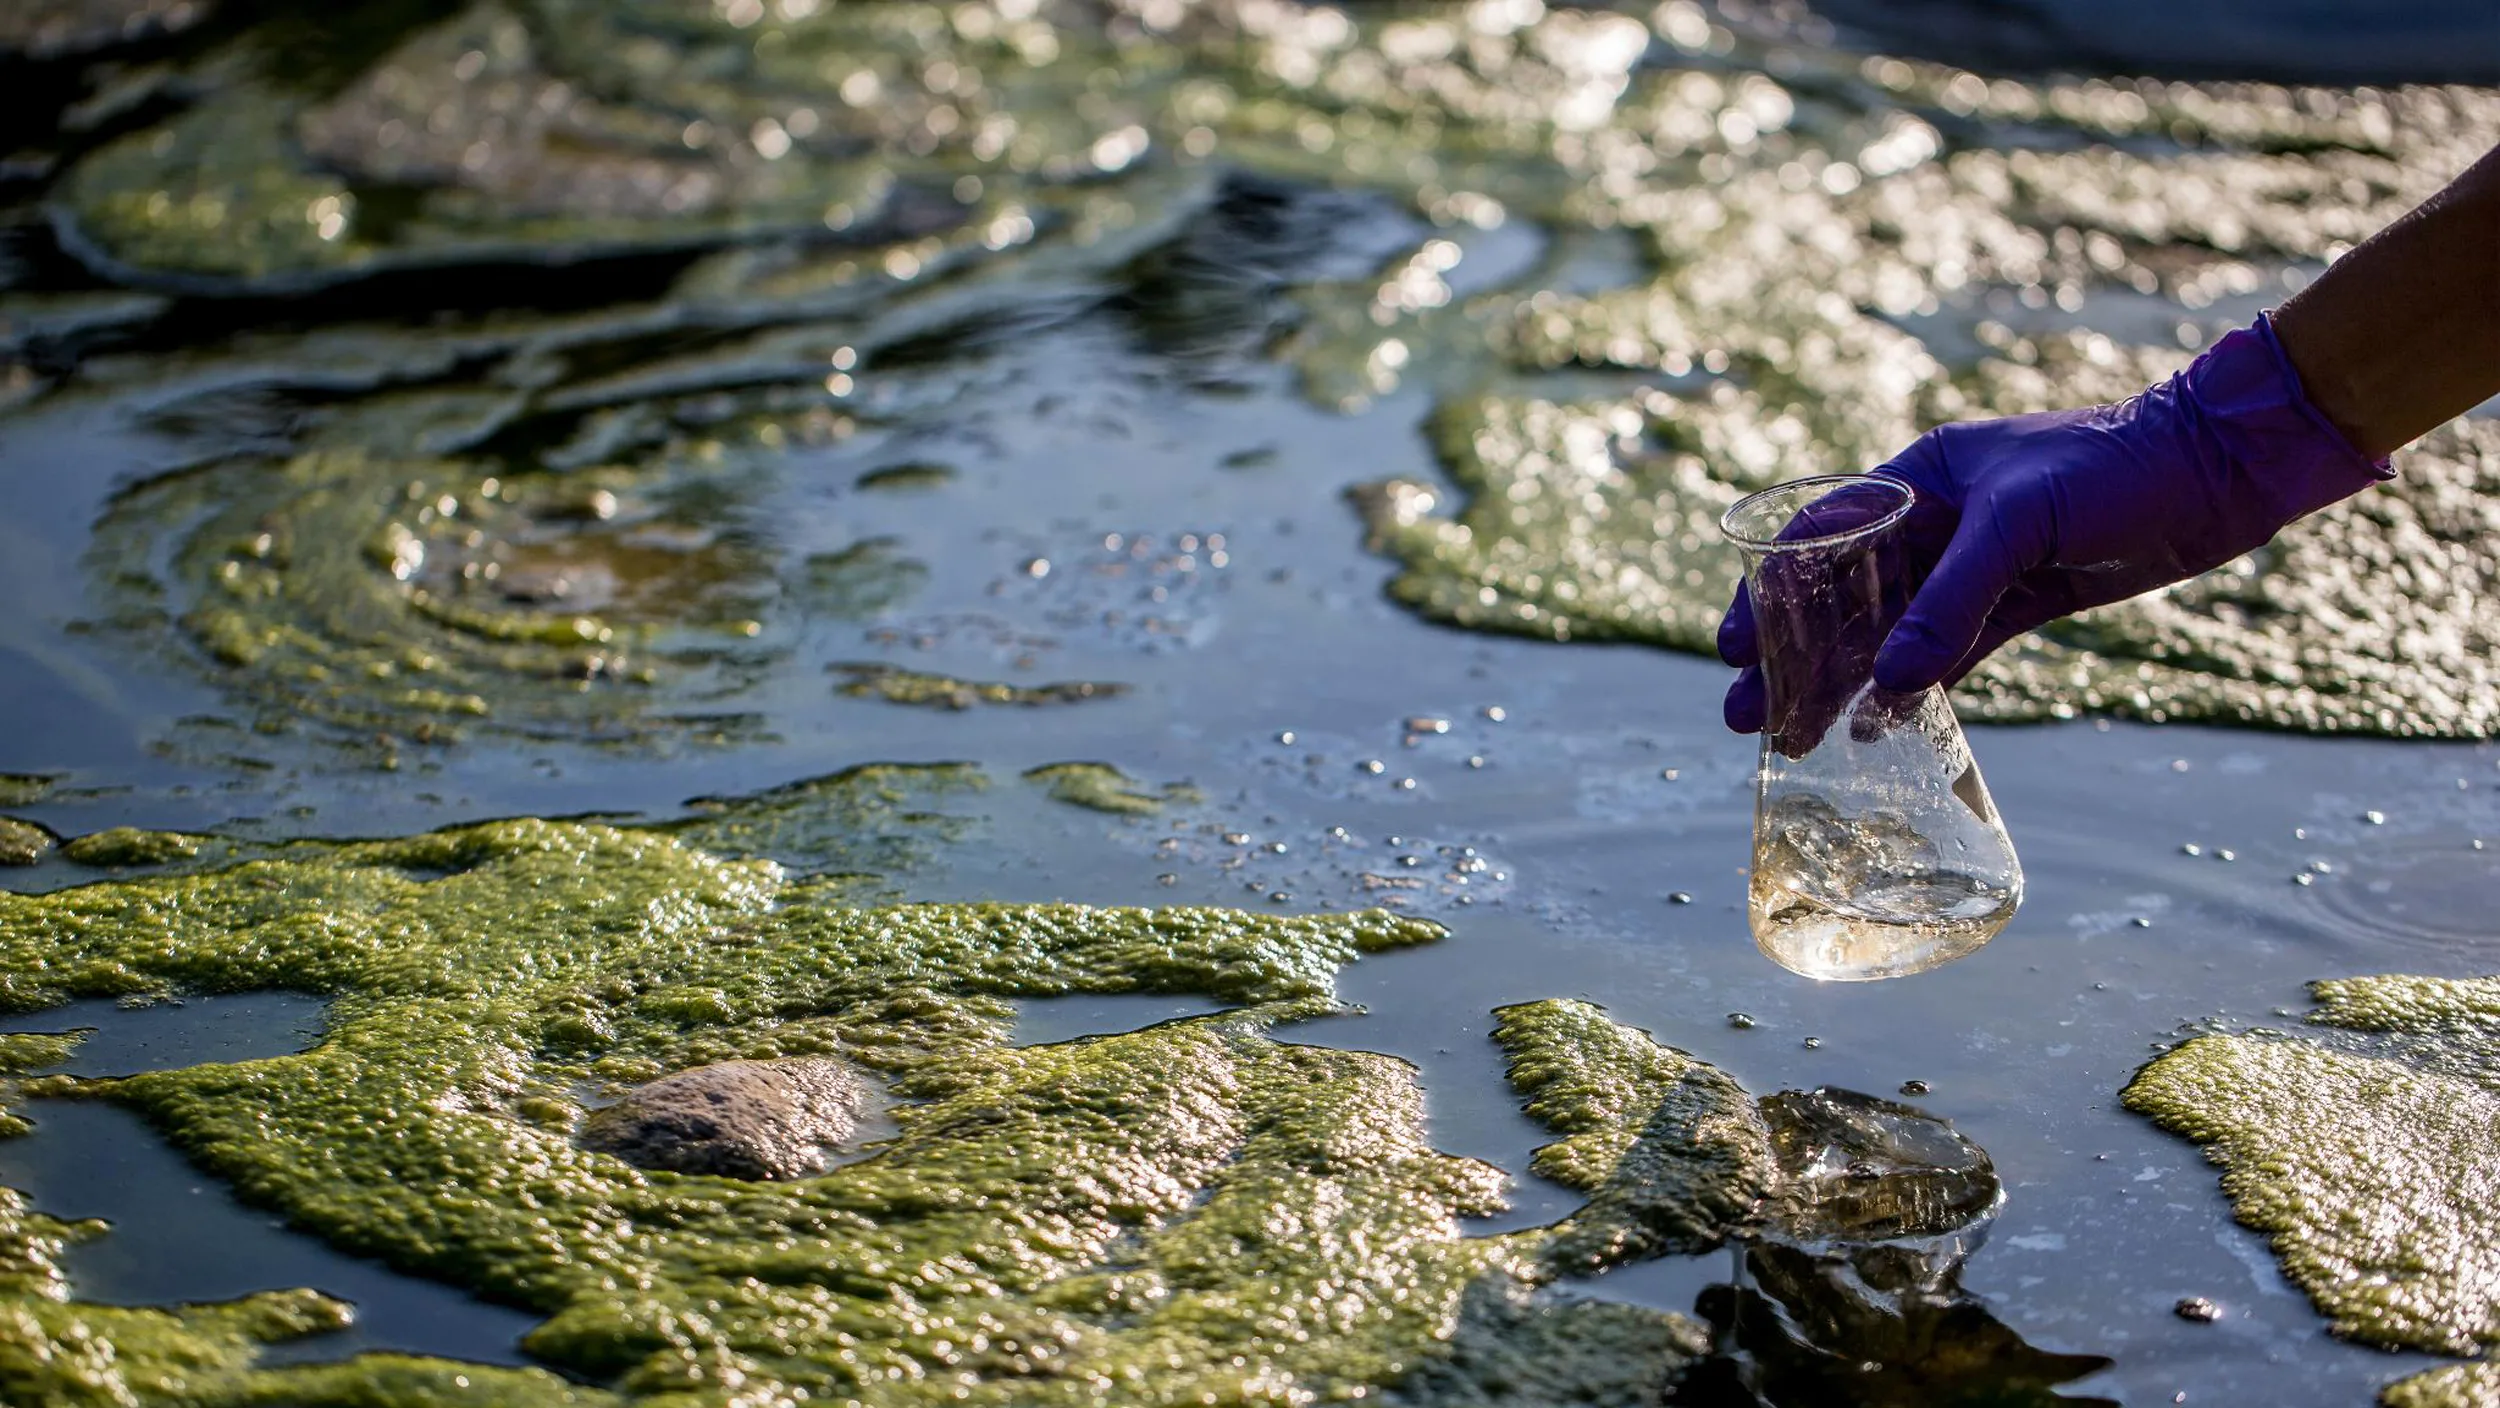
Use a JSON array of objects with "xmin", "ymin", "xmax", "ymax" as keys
[
  {"xmin": 1678, "ymin": 1234, "xmax": 2116, "ymax": 1408},
  {"xmin": 0, "ymin": 994, "xmax": 542, "ymax": 1366}
]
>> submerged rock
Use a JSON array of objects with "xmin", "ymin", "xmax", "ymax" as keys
[
  {"xmin": 580, "ymin": 1057, "xmax": 872, "ymax": 1180},
  {"xmin": 2126, "ymin": 975, "xmax": 2500, "ymax": 1360}
]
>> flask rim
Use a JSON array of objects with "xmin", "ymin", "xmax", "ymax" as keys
[{"xmin": 1719, "ymin": 474, "xmax": 1915, "ymax": 551}]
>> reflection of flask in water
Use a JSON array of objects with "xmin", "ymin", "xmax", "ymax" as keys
[{"xmin": 1720, "ymin": 476, "xmax": 2022, "ymax": 981}]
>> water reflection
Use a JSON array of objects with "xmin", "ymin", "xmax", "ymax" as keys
[
  {"xmin": 1681, "ymin": 1232, "xmax": 2115, "ymax": 1407},
  {"xmin": 1683, "ymin": 1086, "xmax": 2112, "ymax": 1407}
]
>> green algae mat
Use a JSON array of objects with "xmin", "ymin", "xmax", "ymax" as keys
[
  {"xmin": 2129, "ymin": 975, "xmax": 2500, "ymax": 1408},
  {"xmin": 15, "ymin": 0, "xmax": 2498, "ymax": 747},
  {"xmin": 0, "ymin": 799, "xmax": 1807, "ymax": 1406}
]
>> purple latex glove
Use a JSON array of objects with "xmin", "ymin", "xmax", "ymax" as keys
[{"xmin": 1720, "ymin": 313, "xmax": 2392, "ymax": 735}]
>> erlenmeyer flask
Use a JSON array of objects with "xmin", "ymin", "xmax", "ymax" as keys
[{"xmin": 1719, "ymin": 475, "xmax": 2022, "ymax": 981}]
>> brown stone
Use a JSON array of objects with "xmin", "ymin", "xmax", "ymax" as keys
[{"xmin": 579, "ymin": 1058, "xmax": 871, "ymax": 1181}]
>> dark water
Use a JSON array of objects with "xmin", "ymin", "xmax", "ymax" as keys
[
  {"xmin": 0, "ymin": 1, "xmax": 2495, "ymax": 1404},
  {"xmin": 1790, "ymin": 0, "xmax": 2500, "ymax": 87}
]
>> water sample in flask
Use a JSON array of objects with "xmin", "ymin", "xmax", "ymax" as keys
[{"xmin": 1720, "ymin": 475, "xmax": 2022, "ymax": 981}]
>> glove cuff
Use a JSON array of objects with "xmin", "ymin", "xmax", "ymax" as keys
[{"xmin": 2184, "ymin": 313, "xmax": 2394, "ymax": 525}]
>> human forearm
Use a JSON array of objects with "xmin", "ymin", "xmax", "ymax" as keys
[{"xmin": 2273, "ymin": 142, "xmax": 2500, "ymax": 460}]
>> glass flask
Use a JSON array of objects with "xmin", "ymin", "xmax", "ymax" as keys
[{"xmin": 1720, "ymin": 475, "xmax": 2022, "ymax": 981}]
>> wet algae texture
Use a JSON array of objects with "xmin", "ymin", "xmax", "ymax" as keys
[
  {"xmin": 2127, "ymin": 975, "xmax": 2500, "ymax": 1408},
  {"xmin": 16, "ymin": 0, "xmax": 2497, "ymax": 747},
  {"xmin": 0, "ymin": 807, "xmax": 1791, "ymax": 1405}
]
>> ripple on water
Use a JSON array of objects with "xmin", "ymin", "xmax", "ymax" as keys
[{"xmin": 2307, "ymin": 836, "xmax": 2500, "ymax": 961}]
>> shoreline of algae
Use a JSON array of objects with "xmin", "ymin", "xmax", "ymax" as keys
[
  {"xmin": 0, "ymin": 780, "xmax": 1793, "ymax": 1405},
  {"xmin": 2126, "ymin": 974, "xmax": 2500, "ymax": 1407}
]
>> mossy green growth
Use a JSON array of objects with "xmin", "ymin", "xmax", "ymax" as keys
[
  {"xmin": 0, "ymin": 1031, "xmax": 83, "ymax": 1140},
  {"xmin": 86, "ymin": 446, "xmax": 809, "ymax": 751},
  {"xmin": 1023, "ymin": 763, "xmax": 1199, "ymax": 817},
  {"xmin": 661, "ymin": 763, "xmax": 984, "ymax": 882},
  {"xmin": 59, "ymin": 828, "xmax": 203, "ymax": 867},
  {"xmin": 2125, "ymin": 974, "xmax": 2500, "ymax": 1360},
  {"xmin": 0, "ymin": 776, "xmax": 53, "ymax": 809},
  {"xmin": 1492, "ymin": 999, "xmax": 1772, "ymax": 1272},
  {"xmin": 0, "ymin": 1180, "xmax": 372, "ymax": 1408},
  {"xmin": 833, "ymin": 664, "xmax": 1126, "ymax": 710},
  {"xmin": 0, "ymin": 821, "xmax": 1755, "ymax": 1404},
  {"xmin": 0, "ymin": 819, "xmax": 52, "ymax": 867},
  {"xmin": 2384, "ymin": 1362, "xmax": 2500, "ymax": 1408},
  {"xmin": 1364, "ymin": 379, "xmax": 2500, "ymax": 737}
]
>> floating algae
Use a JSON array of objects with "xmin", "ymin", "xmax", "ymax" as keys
[
  {"xmin": 58, "ymin": 827, "xmax": 203, "ymax": 868},
  {"xmin": 1492, "ymin": 997, "xmax": 1773, "ymax": 1272},
  {"xmin": 661, "ymin": 763, "xmax": 984, "ymax": 883},
  {"xmin": 2126, "ymin": 975, "xmax": 2500, "ymax": 1405},
  {"xmin": 2385, "ymin": 1364, "xmax": 2500, "ymax": 1408},
  {"xmin": 0, "ymin": 1032, "xmax": 82, "ymax": 1140},
  {"xmin": 35, "ymin": 2, "xmax": 2496, "ymax": 742},
  {"xmin": 0, "ymin": 778, "xmax": 53, "ymax": 810},
  {"xmin": 84, "ymin": 441, "xmax": 869, "ymax": 750},
  {"xmin": 1363, "ymin": 376, "xmax": 2500, "ymax": 736},
  {"xmin": 0, "ymin": 806, "xmax": 1817, "ymax": 1404},
  {"xmin": 833, "ymin": 663, "xmax": 1126, "ymax": 711},
  {"xmin": 0, "ymin": 821, "xmax": 51, "ymax": 868},
  {"xmin": 1023, "ymin": 763, "xmax": 1200, "ymax": 817}
]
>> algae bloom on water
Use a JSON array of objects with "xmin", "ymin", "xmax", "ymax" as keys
[
  {"xmin": 2127, "ymin": 974, "xmax": 2500, "ymax": 1408},
  {"xmin": 0, "ymin": 807, "xmax": 1799, "ymax": 1405}
]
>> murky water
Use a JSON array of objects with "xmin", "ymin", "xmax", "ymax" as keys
[{"xmin": 3, "ymin": 0, "xmax": 2498, "ymax": 1403}]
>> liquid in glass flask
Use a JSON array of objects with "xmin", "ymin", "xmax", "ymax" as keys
[{"xmin": 1720, "ymin": 475, "xmax": 2023, "ymax": 981}]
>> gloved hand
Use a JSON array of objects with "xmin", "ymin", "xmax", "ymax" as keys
[{"xmin": 1719, "ymin": 313, "xmax": 2391, "ymax": 737}]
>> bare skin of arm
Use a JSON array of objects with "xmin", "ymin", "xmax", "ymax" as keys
[{"xmin": 2273, "ymin": 142, "xmax": 2500, "ymax": 459}]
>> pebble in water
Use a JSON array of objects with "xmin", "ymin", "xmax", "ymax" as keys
[
  {"xmin": 2174, "ymin": 1297, "xmax": 2222, "ymax": 1323},
  {"xmin": 1668, "ymin": 891, "xmax": 1693, "ymax": 905},
  {"xmin": 1900, "ymin": 1080, "xmax": 1931, "ymax": 1096},
  {"xmin": 1803, "ymin": 1036, "xmax": 1823, "ymax": 1050},
  {"xmin": 1727, "ymin": 1013, "xmax": 1757, "ymax": 1030}
]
